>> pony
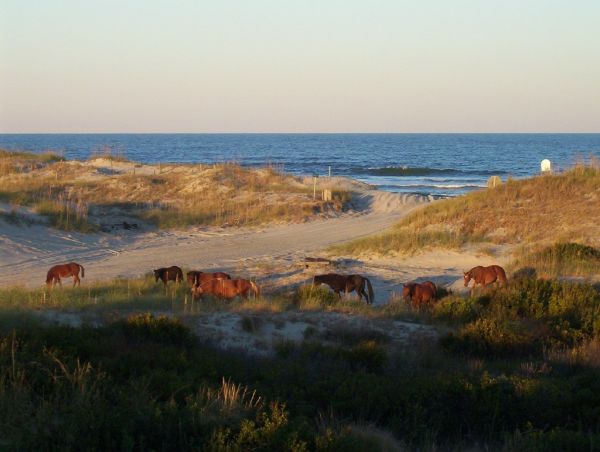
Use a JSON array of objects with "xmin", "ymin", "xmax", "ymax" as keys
[
  {"xmin": 402, "ymin": 281, "xmax": 437, "ymax": 310},
  {"xmin": 154, "ymin": 266, "xmax": 183, "ymax": 286},
  {"xmin": 312, "ymin": 273, "xmax": 374, "ymax": 304},
  {"xmin": 463, "ymin": 265, "xmax": 508, "ymax": 295},
  {"xmin": 46, "ymin": 262, "xmax": 85, "ymax": 288},
  {"xmin": 186, "ymin": 270, "xmax": 231, "ymax": 286},
  {"xmin": 192, "ymin": 278, "xmax": 260, "ymax": 301}
]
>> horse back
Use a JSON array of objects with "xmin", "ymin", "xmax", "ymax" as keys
[
  {"xmin": 422, "ymin": 281, "xmax": 437, "ymax": 297},
  {"xmin": 415, "ymin": 283, "xmax": 435, "ymax": 302},
  {"xmin": 318, "ymin": 273, "xmax": 347, "ymax": 291}
]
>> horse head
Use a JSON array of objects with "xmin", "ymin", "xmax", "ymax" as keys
[
  {"xmin": 153, "ymin": 269, "xmax": 161, "ymax": 282},
  {"xmin": 312, "ymin": 275, "xmax": 322, "ymax": 286},
  {"xmin": 463, "ymin": 270, "xmax": 471, "ymax": 287}
]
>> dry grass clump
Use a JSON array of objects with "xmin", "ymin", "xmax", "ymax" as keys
[
  {"xmin": 510, "ymin": 242, "xmax": 600, "ymax": 279},
  {"xmin": 334, "ymin": 163, "xmax": 600, "ymax": 256},
  {"xmin": 0, "ymin": 149, "xmax": 63, "ymax": 176},
  {"xmin": 0, "ymin": 150, "xmax": 350, "ymax": 231}
]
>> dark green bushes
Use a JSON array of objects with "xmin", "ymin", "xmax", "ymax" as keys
[
  {"xmin": 2, "ymin": 280, "xmax": 600, "ymax": 449},
  {"xmin": 440, "ymin": 278, "xmax": 600, "ymax": 357}
]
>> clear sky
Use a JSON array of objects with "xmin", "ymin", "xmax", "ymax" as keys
[{"xmin": 1, "ymin": 0, "xmax": 599, "ymax": 133}]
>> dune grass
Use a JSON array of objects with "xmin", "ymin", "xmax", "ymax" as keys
[
  {"xmin": 333, "ymin": 163, "xmax": 600, "ymax": 256},
  {"xmin": 0, "ymin": 150, "xmax": 350, "ymax": 232},
  {"xmin": 0, "ymin": 149, "xmax": 63, "ymax": 176},
  {"xmin": 510, "ymin": 242, "xmax": 600, "ymax": 279}
]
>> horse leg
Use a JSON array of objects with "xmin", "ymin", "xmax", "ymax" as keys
[
  {"xmin": 57, "ymin": 277, "xmax": 62, "ymax": 288},
  {"xmin": 358, "ymin": 287, "xmax": 368, "ymax": 304}
]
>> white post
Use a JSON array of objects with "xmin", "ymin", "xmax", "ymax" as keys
[{"xmin": 328, "ymin": 166, "xmax": 331, "ymax": 177}]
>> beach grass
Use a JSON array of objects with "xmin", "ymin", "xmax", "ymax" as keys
[
  {"xmin": 0, "ymin": 150, "xmax": 351, "ymax": 232},
  {"xmin": 332, "ymin": 163, "xmax": 600, "ymax": 256},
  {"xmin": 510, "ymin": 242, "xmax": 600, "ymax": 279}
]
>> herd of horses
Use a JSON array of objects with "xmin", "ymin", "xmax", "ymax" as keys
[{"xmin": 46, "ymin": 261, "xmax": 509, "ymax": 308}]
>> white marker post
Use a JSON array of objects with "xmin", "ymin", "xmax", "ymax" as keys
[{"xmin": 541, "ymin": 159, "xmax": 552, "ymax": 173}]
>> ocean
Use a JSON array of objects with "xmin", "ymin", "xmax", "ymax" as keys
[{"xmin": 1, "ymin": 133, "xmax": 599, "ymax": 197}]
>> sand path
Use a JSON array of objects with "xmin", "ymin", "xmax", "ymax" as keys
[{"xmin": 0, "ymin": 191, "xmax": 426, "ymax": 288}]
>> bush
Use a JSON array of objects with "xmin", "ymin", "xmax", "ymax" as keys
[{"xmin": 440, "ymin": 278, "xmax": 600, "ymax": 358}]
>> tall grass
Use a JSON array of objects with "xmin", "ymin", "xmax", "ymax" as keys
[
  {"xmin": 510, "ymin": 242, "xmax": 600, "ymax": 278},
  {"xmin": 333, "ymin": 163, "xmax": 600, "ymax": 255},
  {"xmin": 34, "ymin": 197, "xmax": 96, "ymax": 232},
  {"xmin": 0, "ymin": 149, "xmax": 63, "ymax": 176}
]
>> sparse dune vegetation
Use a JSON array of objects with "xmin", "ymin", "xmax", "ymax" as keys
[
  {"xmin": 333, "ymin": 162, "xmax": 600, "ymax": 256},
  {"xmin": 0, "ymin": 150, "xmax": 351, "ymax": 232}
]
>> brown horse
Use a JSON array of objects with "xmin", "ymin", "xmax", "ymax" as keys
[
  {"xmin": 186, "ymin": 270, "xmax": 231, "ymax": 286},
  {"xmin": 46, "ymin": 262, "xmax": 85, "ymax": 288},
  {"xmin": 402, "ymin": 281, "xmax": 436, "ymax": 310},
  {"xmin": 313, "ymin": 273, "xmax": 374, "ymax": 304},
  {"xmin": 464, "ymin": 265, "xmax": 508, "ymax": 295},
  {"xmin": 192, "ymin": 278, "xmax": 260, "ymax": 301},
  {"xmin": 154, "ymin": 266, "xmax": 183, "ymax": 286}
]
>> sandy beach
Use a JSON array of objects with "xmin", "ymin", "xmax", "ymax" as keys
[{"xmin": 0, "ymin": 172, "xmax": 506, "ymax": 302}]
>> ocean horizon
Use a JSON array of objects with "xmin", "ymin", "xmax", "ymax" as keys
[{"xmin": 1, "ymin": 133, "xmax": 599, "ymax": 197}]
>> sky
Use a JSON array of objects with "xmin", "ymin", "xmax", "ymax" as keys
[{"xmin": 1, "ymin": 0, "xmax": 599, "ymax": 133}]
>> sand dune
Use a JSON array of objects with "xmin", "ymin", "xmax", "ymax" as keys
[{"xmin": 0, "ymin": 189, "xmax": 428, "ymax": 289}]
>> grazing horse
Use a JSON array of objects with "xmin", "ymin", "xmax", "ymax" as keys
[
  {"xmin": 46, "ymin": 262, "xmax": 85, "ymax": 288},
  {"xmin": 312, "ymin": 273, "xmax": 374, "ymax": 304},
  {"xmin": 154, "ymin": 266, "xmax": 183, "ymax": 286},
  {"xmin": 402, "ymin": 281, "xmax": 437, "ymax": 310},
  {"xmin": 192, "ymin": 278, "xmax": 260, "ymax": 301},
  {"xmin": 463, "ymin": 265, "xmax": 508, "ymax": 295},
  {"xmin": 186, "ymin": 270, "xmax": 231, "ymax": 286}
]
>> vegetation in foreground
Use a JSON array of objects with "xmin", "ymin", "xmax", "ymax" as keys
[
  {"xmin": 1, "ymin": 277, "xmax": 600, "ymax": 450},
  {"xmin": 333, "ymin": 163, "xmax": 600, "ymax": 255},
  {"xmin": 0, "ymin": 149, "xmax": 350, "ymax": 232}
]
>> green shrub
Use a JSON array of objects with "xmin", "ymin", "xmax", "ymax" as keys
[{"xmin": 440, "ymin": 278, "xmax": 600, "ymax": 358}]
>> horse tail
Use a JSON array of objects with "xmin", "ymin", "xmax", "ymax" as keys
[
  {"xmin": 79, "ymin": 264, "xmax": 85, "ymax": 278},
  {"xmin": 250, "ymin": 281, "xmax": 260, "ymax": 299},
  {"xmin": 364, "ymin": 277, "xmax": 374, "ymax": 304}
]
